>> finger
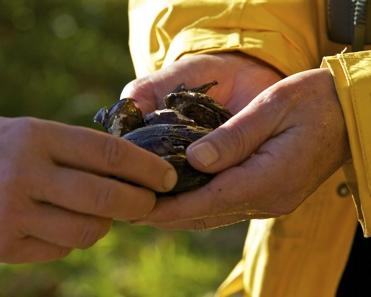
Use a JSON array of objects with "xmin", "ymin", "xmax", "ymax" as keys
[
  {"xmin": 43, "ymin": 121, "xmax": 177, "ymax": 192},
  {"xmin": 186, "ymin": 78, "xmax": 300, "ymax": 173},
  {"xmin": 137, "ymin": 213, "xmax": 251, "ymax": 231},
  {"xmin": 140, "ymin": 130, "xmax": 307, "ymax": 225},
  {"xmin": 120, "ymin": 76, "xmax": 159, "ymax": 113},
  {"xmin": 21, "ymin": 202, "xmax": 112, "ymax": 249},
  {"xmin": 137, "ymin": 166, "xmax": 278, "ymax": 225},
  {"xmin": 3, "ymin": 237, "xmax": 71, "ymax": 264},
  {"xmin": 120, "ymin": 56, "xmax": 221, "ymax": 112},
  {"xmin": 31, "ymin": 165, "xmax": 156, "ymax": 220}
]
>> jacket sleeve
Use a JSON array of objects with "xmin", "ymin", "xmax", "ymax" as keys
[
  {"xmin": 128, "ymin": 0, "xmax": 321, "ymax": 77},
  {"xmin": 128, "ymin": 1, "xmax": 371, "ymax": 236},
  {"xmin": 321, "ymin": 51, "xmax": 371, "ymax": 236}
]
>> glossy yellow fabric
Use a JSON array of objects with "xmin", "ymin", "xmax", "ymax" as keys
[
  {"xmin": 128, "ymin": 0, "xmax": 371, "ymax": 296},
  {"xmin": 322, "ymin": 51, "xmax": 371, "ymax": 236},
  {"xmin": 129, "ymin": 0, "xmax": 319, "ymax": 77},
  {"xmin": 217, "ymin": 170, "xmax": 357, "ymax": 297}
]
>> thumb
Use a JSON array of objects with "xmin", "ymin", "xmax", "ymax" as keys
[{"xmin": 186, "ymin": 84, "xmax": 298, "ymax": 173}]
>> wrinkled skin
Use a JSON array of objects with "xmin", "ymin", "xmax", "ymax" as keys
[
  {"xmin": 121, "ymin": 53, "xmax": 350, "ymax": 230},
  {"xmin": 0, "ymin": 117, "xmax": 177, "ymax": 263}
]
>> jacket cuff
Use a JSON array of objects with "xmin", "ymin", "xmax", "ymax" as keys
[
  {"xmin": 321, "ymin": 51, "xmax": 371, "ymax": 236},
  {"xmin": 162, "ymin": 27, "xmax": 314, "ymax": 76}
]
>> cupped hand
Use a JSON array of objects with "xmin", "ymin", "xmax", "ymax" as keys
[
  {"xmin": 0, "ymin": 117, "xmax": 177, "ymax": 263},
  {"xmin": 121, "ymin": 53, "xmax": 282, "ymax": 114},
  {"xmin": 128, "ymin": 64, "xmax": 350, "ymax": 230},
  {"xmin": 121, "ymin": 53, "xmax": 286, "ymax": 227}
]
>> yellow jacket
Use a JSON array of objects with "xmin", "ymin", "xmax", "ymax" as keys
[{"xmin": 128, "ymin": 1, "xmax": 371, "ymax": 296}]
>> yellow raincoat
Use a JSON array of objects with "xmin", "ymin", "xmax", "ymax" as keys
[{"xmin": 128, "ymin": 1, "xmax": 371, "ymax": 296}]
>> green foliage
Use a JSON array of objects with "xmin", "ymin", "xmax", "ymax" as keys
[
  {"xmin": 0, "ymin": 224, "xmax": 247, "ymax": 297},
  {"xmin": 0, "ymin": 1, "xmax": 248, "ymax": 296},
  {"xmin": 0, "ymin": 0, "xmax": 132, "ymax": 125}
]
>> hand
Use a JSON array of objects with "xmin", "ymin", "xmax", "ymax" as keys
[
  {"xmin": 0, "ymin": 117, "xmax": 177, "ymax": 263},
  {"xmin": 121, "ymin": 53, "xmax": 283, "ymax": 227},
  {"xmin": 131, "ymin": 67, "xmax": 350, "ymax": 230},
  {"xmin": 121, "ymin": 53, "xmax": 282, "ymax": 114}
]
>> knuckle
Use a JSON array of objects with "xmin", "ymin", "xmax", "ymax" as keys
[
  {"xmin": 94, "ymin": 186, "xmax": 117, "ymax": 215},
  {"xmin": 13, "ymin": 117, "xmax": 42, "ymax": 142},
  {"xmin": 4, "ymin": 118, "xmax": 45, "ymax": 159},
  {"xmin": 77, "ymin": 226, "xmax": 100, "ymax": 249},
  {"xmin": 0, "ymin": 156, "xmax": 30, "ymax": 192},
  {"xmin": 0, "ymin": 118, "xmax": 43, "ymax": 161},
  {"xmin": 264, "ymin": 84, "xmax": 297, "ymax": 113},
  {"xmin": 57, "ymin": 247, "xmax": 72, "ymax": 259},
  {"xmin": 137, "ymin": 190, "xmax": 156, "ymax": 216},
  {"xmin": 218, "ymin": 126, "xmax": 250, "ymax": 159},
  {"xmin": 266, "ymin": 83, "xmax": 289, "ymax": 102},
  {"xmin": 232, "ymin": 126, "xmax": 252, "ymax": 157},
  {"xmin": 124, "ymin": 192, "xmax": 156, "ymax": 221},
  {"xmin": 103, "ymin": 136, "xmax": 127, "ymax": 170},
  {"xmin": 77, "ymin": 220, "xmax": 111, "ymax": 249},
  {"xmin": 0, "ymin": 164, "xmax": 25, "ymax": 191}
]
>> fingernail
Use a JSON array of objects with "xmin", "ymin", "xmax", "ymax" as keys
[
  {"xmin": 189, "ymin": 142, "xmax": 219, "ymax": 167},
  {"xmin": 163, "ymin": 168, "xmax": 177, "ymax": 191}
]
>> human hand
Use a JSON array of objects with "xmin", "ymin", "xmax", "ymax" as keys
[
  {"xmin": 121, "ymin": 53, "xmax": 285, "ymax": 226},
  {"xmin": 132, "ymin": 67, "xmax": 350, "ymax": 230},
  {"xmin": 0, "ymin": 117, "xmax": 177, "ymax": 263},
  {"xmin": 121, "ymin": 53, "xmax": 282, "ymax": 114}
]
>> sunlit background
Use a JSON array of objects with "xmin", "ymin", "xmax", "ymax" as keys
[{"xmin": 0, "ymin": 1, "xmax": 248, "ymax": 296}]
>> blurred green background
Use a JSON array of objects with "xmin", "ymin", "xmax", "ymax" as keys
[{"xmin": 0, "ymin": 0, "xmax": 248, "ymax": 296}]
